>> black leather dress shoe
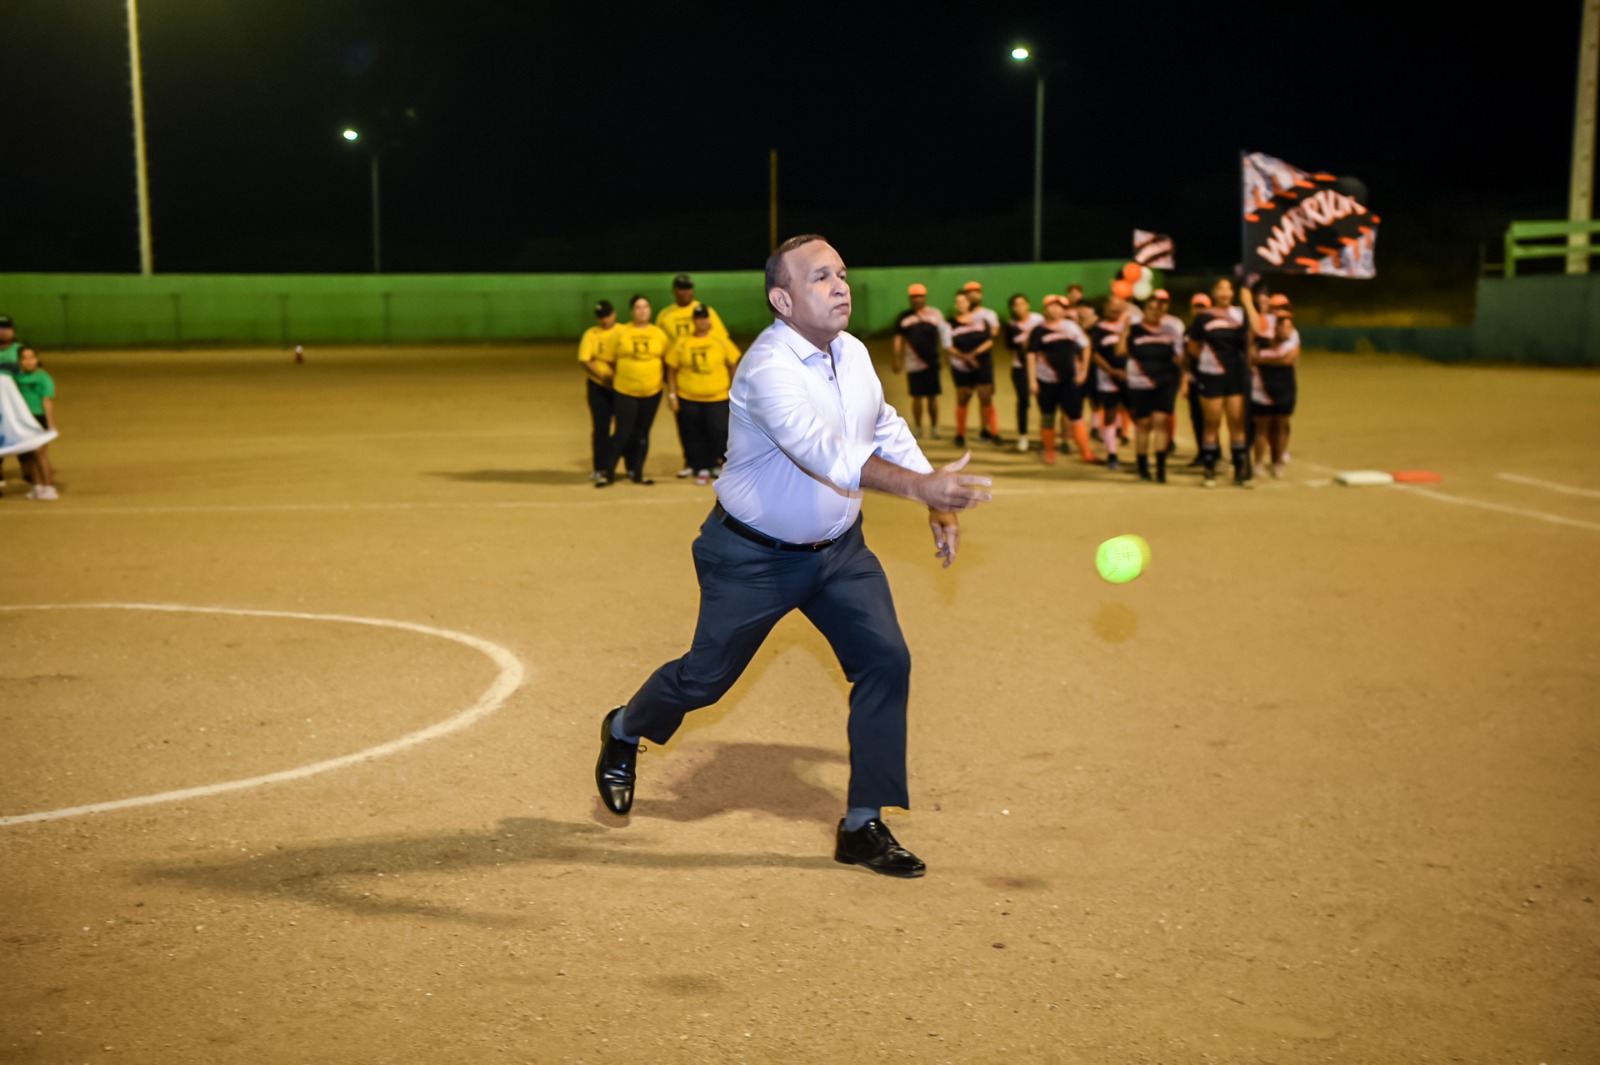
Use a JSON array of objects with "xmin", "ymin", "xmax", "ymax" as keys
[
  {"xmin": 834, "ymin": 819, "xmax": 926, "ymax": 878},
  {"xmin": 595, "ymin": 707, "xmax": 639, "ymax": 815}
]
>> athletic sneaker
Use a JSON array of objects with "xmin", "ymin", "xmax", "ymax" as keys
[
  {"xmin": 34, "ymin": 486, "xmax": 59, "ymax": 500},
  {"xmin": 1202, "ymin": 471, "xmax": 1217, "ymax": 488},
  {"xmin": 676, "ymin": 467, "xmax": 693, "ymax": 479},
  {"xmin": 952, "ymin": 435, "xmax": 967, "ymax": 449},
  {"xmin": 931, "ymin": 427, "xmax": 942, "ymax": 440},
  {"xmin": 695, "ymin": 470, "xmax": 711, "ymax": 486},
  {"xmin": 1271, "ymin": 462, "xmax": 1286, "ymax": 479},
  {"xmin": 1015, "ymin": 436, "xmax": 1029, "ymax": 453},
  {"xmin": 1105, "ymin": 456, "xmax": 1120, "ymax": 472}
]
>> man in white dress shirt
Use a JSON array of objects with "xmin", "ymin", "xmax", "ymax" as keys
[{"xmin": 594, "ymin": 235, "xmax": 993, "ymax": 878}]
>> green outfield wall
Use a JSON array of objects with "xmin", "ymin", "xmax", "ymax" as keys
[{"xmin": 0, "ymin": 260, "xmax": 1130, "ymax": 349}]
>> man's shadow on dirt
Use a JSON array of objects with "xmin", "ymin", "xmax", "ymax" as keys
[{"xmin": 139, "ymin": 742, "xmax": 846, "ymax": 928}]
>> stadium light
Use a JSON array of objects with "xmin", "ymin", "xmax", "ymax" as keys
[
  {"xmin": 1010, "ymin": 46, "xmax": 1047, "ymax": 262},
  {"xmin": 341, "ymin": 127, "xmax": 381, "ymax": 272}
]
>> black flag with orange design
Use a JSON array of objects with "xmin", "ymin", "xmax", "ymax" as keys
[{"xmin": 1242, "ymin": 152, "xmax": 1377, "ymax": 278}]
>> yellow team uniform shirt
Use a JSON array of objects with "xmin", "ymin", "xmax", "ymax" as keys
[
  {"xmin": 667, "ymin": 334, "xmax": 742, "ymax": 403},
  {"xmin": 610, "ymin": 324, "xmax": 671, "ymax": 398},
  {"xmin": 577, "ymin": 323, "xmax": 620, "ymax": 385},
  {"xmin": 656, "ymin": 300, "xmax": 730, "ymax": 343}
]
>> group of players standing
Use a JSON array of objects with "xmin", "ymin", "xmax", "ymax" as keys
[
  {"xmin": 576, "ymin": 274, "xmax": 742, "ymax": 488},
  {"xmin": 891, "ymin": 277, "xmax": 1301, "ymax": 487}
]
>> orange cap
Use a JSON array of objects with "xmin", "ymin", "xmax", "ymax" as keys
[
  {"xmin": 1190, "ymin": 293, "xmax": 1212, "ymax": 307},
  {"xmin": 1042, "ymin": 293, "xmax": 1065, "ymax": 307},
  {"xmin": 908, "ymin": 283, "xmax": 927, "ymax": 296},
  {"xmin": 962, "ymin": 280, "xmax": 983, "ymax": 292},
  {"xmin": 1151, "ymin": 288, "xmax": 1171, "ymax": 301},
  {"xmin": 1268, "ymin": 293, "xmax": 1292, "ymax": 308}
]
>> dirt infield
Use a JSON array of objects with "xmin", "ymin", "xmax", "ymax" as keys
[{"xmin": 2, "ymin": 341, "xmax": 1597, "ymax": 1064}]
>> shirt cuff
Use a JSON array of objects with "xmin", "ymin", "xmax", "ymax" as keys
[{"xmin": 836, "ymin": 438, "xmax": 879, "ymax": 491}]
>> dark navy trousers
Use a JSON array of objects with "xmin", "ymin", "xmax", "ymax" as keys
[{"xmin": 623, "ymin": 509, "xmax": 912, "ymax": 810}]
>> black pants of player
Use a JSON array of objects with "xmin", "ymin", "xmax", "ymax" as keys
[
  {"xmin": 607, "ymin": 391, "xmax": 662, "ymax": 478},
  {"xmin": 1186, "ymin": 379, "xmax": 1204, "ymax": 453},
  {"xmin": 677, "ymin": 398, "xmax": 730, "ymax": 473},
  {"xmin": 1011, "ymin": 365, "xmax": 1030, "ymax": 435},
  {"xmin": 623, "ymin": 509, "xmax": 911, "ymax": 810},
  {"xmin": 586, "ymin": 379, "xmax": 615, "ymax": 474}
]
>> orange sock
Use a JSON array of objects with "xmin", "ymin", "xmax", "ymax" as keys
[
  {"xmin": 1040, "ymin": 427, "xmax": 1057, "ymax": 464},
  {"xmin": 1072, "ymin": 420, "xmax": 1096, "ymax": 461},
  {"xmin": 983, "ymin": 404, "xmax": 998, "ymax": 436},
  {"xmin": 955, "ymin": 407, "xmax": 969, "ymax": 440}
]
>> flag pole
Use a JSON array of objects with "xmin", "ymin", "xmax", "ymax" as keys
[{"xmin": 1238, "ymin": 150, "xmax": 1248, "ymax": 277}]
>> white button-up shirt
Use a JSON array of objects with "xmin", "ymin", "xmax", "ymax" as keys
[{"xmin": 715, "ymin": 319, "xmax": 933, "ymax": 544}]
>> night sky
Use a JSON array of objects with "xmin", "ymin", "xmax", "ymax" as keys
[{"xmin": 3, "ymin": 0, "xmax": 1585, "ymax": 283}]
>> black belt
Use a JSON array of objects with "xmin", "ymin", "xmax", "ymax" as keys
[{"xmin": 713, "ymin": 502, "xmax": 839, "ymax": 552}]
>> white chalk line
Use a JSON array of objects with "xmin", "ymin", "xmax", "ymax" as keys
[
  {"xmin": 0, "ymin": 495, "xmax": 710, "ymax": 517},
  {"xmin": 1497, "ymin": 473, "xmax": 1600, "ymax": 500},
  {"xmin": 1389, "ymin": 485, "xmax": 1600, "ymax": 533},
  {"xmin": 1300, "ymin": 461, "xmax": 1600, "ymax": 533},
  {"xmin": 0, "ymin": 603, "xmax": 528, "ymax": 828}
]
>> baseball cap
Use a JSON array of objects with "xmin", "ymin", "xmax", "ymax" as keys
[
  {"xmin": 1042, "ymin": 294, "xmax": 1065, "ymax": 307},
  {"xmin": 672, "ymin": 273, "xmax": 694, "ymax": 290},
  {"xmin": 1268, "ymin": 293, "xmax": 1292, "ymax": 308},
  {"xmin": 593, "ymin": 299, "xmax": 614, "ymax": 318},
  {"xmin": 691, "ymin": 303, "xmax": 710, "ymax": 318},
  {"xmin": 1150, "ymin": 289, "xmax": 1171, "ymax": 301},
  {"xmin": 907, "ymin": 283, "xmax": 927, "ymax": 296},
  {"xmin": 1190, "ymin": 293, "xmax": 1212, "ymax": 308},
  {"xmin": 961, "ymin": 281, "xmax": 983, "ymax": 292},
  {"xmin": 0, "ymin": 315, "xmax": 12, "ymax": 329}
]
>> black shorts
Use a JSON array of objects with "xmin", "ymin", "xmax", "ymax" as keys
[
  {"xmin": 1127, "ymin": 381, "xmax": 1178, "ymax": 419},
  {"xmin": 1036, "ymin": 377, "xmax": 1084, "ymax": 421},
  {"xmin": 1255, "ymin": 366, "xmax": 1297, "ymax": 415},
  {"xmin": 1095, "ymin": 385, "xmax": 1126, "ymax": 411},
  {"xmin": 950, "ymin": 357, "xmax": 993, "ymax": 389},
  {"xmin": 1196, "ymin": 371, "xmax": 1244, "ymax": 399},
  {"xmin": 33, "ymin": 413, "xmax": 50, "ymax": 431},
  {"xmin": 907, "ymin": 367, "xmax": 942, "ymax": 397}
]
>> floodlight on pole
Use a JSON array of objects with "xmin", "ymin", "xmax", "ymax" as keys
[
  {"xmin": 341, "ymin": 127, "xmax": 381, "ymax": 273},
  {"xmin": 1011, "ymin": 45, "xmax": 1046, "ymax": 262}
]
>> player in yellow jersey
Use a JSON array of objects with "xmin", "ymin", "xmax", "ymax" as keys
[
  {"xmin": 577, "ymin": 299, "xmax": 620, "ymax": 482},
  {"xmin": 656, "ymin": 274, "xmax": 731, "ymax": 477},
  {"xmin": 665, "ymin": 304, "xmax": 742, "ymax": 485},
  {"xmin": 597, "ymin": 295, "xmax": 672, "ymax": 488}
]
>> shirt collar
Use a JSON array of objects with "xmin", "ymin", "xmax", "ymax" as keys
[{"xmin": 771, "ymin": 318, "xmax": 845, "ymax": 363}]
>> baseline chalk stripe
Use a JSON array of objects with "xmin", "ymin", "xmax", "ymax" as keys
[
  {"xmin": 1391, "ymin": 487, "xmax": 1600, "ymax": 534},
  {"xmin": 0, "ymin": 603, "xmax": 528, "ymax": 828},
  {"xmin": 1497, "ymin": 473, "xmax": 1600, "ymax": 500}
]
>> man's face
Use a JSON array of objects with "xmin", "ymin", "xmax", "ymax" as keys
[
  {"xmin": 909, "ymin": 293, "xmax": 926, "ymax": 311},
  {"xmin": 598, "ymin": 313, "xmax": 617, "ymax": 329},
  {"xmin": 674, "ymin": 287, "xmax": 694, "ymax": 307},
  {"xmin": 966, "ymin": 288, "xmax": 983, "ymax": 307},
  {"xmin": 0, "ymin": 326, "xmax": 13, "ymax": 345},
  {"xmin": 692, "ymin": 315, "xmax": 712, "ymax": 336},
  {"xmin": 1044, "ymin": 300, "xmax": 1065, "ymax": 321},
  {"xmin": 1146, "ymin": 298, "xmax": 1168, "ymax": 319},
  {"xmin": 772, "ymin": 241, "xmax": 850, "ymax": 339},
  {"xmin": 1066, "ymin": 286, "xmax": 1083, "ymax": 305}
]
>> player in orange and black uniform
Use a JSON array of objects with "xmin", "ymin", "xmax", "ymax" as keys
[
  {"xmin": 1186, "ymin": 278, "xmax": 1251, "ymax": 487},
  {"xmin": 1116, "ymin": 289, "xmax": 1184, "ymax": 483},
  {"xmin": 1243, "ymin": 290, "xmax": 1300, "ymax": 478},
  {"xmin": 1089, "ymin": 300, "xmax": 1137, "ymax": 471},
  {"xmin": 943, "ymin": 290, "xmax": 996, "ymax": 449},
  {"xmin": 1025, "ymin": 295, "xmax": 1094, "ymax": 465},
  {"xmin": 1003, "ymin": 294, "xmax": 1043, "ymax": 452},
  {"xmin": 891, "ymin": 283, "xmax": 944, "ymax": 438}
]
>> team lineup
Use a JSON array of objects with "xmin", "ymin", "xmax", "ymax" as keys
[{"xmin": 579, "ymin": 272, "xmax": 1301, "ymax": 491}]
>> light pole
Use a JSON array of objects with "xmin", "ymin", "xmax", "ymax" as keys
[
  {"xmin": 342, "ymin": 128, "xmax": 381, "ymax": 273},
  {"xmin": 1011, "ymin": 46, "xmax": 1064, "ymax": 263}
]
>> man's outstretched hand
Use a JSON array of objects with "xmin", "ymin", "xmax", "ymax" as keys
[
  {"xmin": 917, "ymin": 451, "xmax": 992, "ymax": 512},
  {"xmin": 929, "ymin": 508, "xmax": 961, "ymax": 568}
]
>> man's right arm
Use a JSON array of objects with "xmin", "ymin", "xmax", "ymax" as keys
[{"xmin": 860, "ymin": 452, "xmax": 990, "ymax": 512}]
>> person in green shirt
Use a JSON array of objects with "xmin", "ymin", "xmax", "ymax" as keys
[{"xmin": 13, "ymin": 346, "xmax": 58, "ymax": 500}]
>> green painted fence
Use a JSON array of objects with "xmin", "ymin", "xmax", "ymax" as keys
[{"xmin": 0, "ymin": 260, "xmax": 1131, "ymax": 349}]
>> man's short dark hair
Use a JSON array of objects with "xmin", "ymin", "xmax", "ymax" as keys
[{"xmin": 764, "ymin": 233, "xmax": 828, "ymax": 313}]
